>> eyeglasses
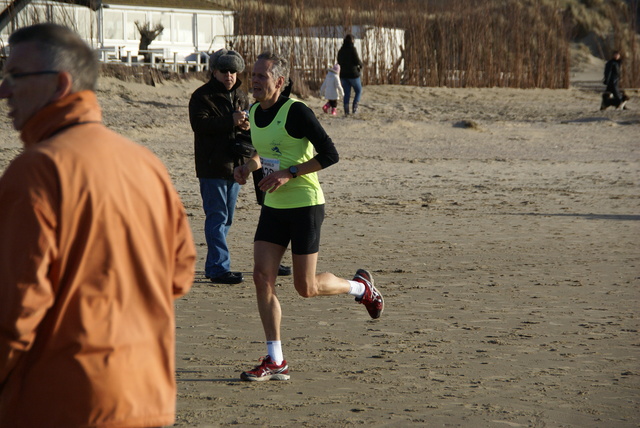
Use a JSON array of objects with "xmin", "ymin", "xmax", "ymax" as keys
[
  {"xmin": 217, "ymin": 69, "xmax": 237, "ymax": 74},
  {"xmin": 1, "ymin": 70, "xmax": 59, "ymax": 87}
]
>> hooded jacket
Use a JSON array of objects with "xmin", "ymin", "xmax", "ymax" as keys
[
  {"xmin": 320, "ymin": 68, "xmax": 345, "ymax": 101},
  {"xmin": 189, "ymin": 77, "xmax": 250, "ymax": 179},
  {"xmin": 0, "ymin": 91, "xmax": 196, "ymax": 427}
]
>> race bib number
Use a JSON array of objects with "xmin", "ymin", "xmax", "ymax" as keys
[{"xmin": 260, "ymin": 157, "xmax": 280, "ymax": 177}]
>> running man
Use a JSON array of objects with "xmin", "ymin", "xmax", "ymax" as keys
[{"xmin": 233, "ymin": 51, "xmax": 383, "ymax": 381}]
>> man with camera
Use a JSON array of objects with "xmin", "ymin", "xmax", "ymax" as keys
[{"xmin": 189, "ymin": 49, "xmax": 251, "ymax": 284}]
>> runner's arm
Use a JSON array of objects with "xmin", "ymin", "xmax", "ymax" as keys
[{"xmin": 286, "ymin": 103, "xmax": 339, "ymax": 169}]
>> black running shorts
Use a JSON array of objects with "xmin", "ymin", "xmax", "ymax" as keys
[{"xmin": 254, "ymin": 204, "xmax": 325, "ymax": 255}]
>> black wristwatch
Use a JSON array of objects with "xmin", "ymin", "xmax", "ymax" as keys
[{"xmin": 288, "ymin": 165, "xmax": 298, "ymax": 178}]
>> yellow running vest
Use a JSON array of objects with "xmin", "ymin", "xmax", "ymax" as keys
[{"xmin": 249, "ymin": 99, "xmax": 325, "ymax": 209}]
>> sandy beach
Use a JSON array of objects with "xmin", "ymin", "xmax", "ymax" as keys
[{"xmin": 0, "ymin": 62, "xmax": 638, "ymax": 427}]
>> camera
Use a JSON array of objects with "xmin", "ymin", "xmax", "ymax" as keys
[{"xmin": 232, "ymin": 132, "xmax": 255, "ymax": 157}]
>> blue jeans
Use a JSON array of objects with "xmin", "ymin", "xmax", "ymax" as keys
[
  {"xmin": 199, "ymin": 178, "xmax": 240, "ymax": 277},
  {"xmin": 341, "ymin": 77, "xmax": 362, "ymax": 106}
]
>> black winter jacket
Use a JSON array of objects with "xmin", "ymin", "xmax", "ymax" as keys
[
  {"xmin": 337, "ymin": 42, "xmax": 364, "ymax": 79},
  {"xmin": 189, "ymin": 78, "xmax": 250, "ymax": 179},
  {"xmin": 604, "ymin": 59, "xmax": 621, "ymax": 87}
]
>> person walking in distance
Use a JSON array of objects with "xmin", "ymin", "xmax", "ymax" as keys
[
  {"xmin": 234, "ymin": 51, "xmax": 384, "ymax": 382},
  {"xmin": 320, "ymin": 63, "xmax": 344, "ymax": 116},
  {"xmin": 0, "ymin": 24, "xmax": 196, "ymax": 427},
  {"xmin": 189, "ymin": 49, "xmax": 250, "ymax": 284},
  {"xmin": 337, "ymin": 34, "xmax": 364, "ymax": 115},
  {"xmin": 602, "ymin": 50, "xmax": 625, "ymax": 109}
]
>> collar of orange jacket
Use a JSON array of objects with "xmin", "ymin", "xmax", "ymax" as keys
[{"xmin": 21, "ymin": 90, "xmax": 103, "ymax": 147}]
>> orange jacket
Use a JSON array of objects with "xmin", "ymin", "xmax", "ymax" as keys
[{"xmin": 0, "ymin": 91, "xmax": 196, "ymax": 427}]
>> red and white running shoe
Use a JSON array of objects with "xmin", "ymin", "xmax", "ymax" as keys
[
  {"xmin": 240, "ymin": 355, "xmax": 290, "ymax": 381},
  {"xmin": 353, "ymin": 269, "xmax": 384, "ymax": 319}
]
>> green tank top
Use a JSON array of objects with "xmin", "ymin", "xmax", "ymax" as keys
[{"xmin": 249, "ymin": 99, "xmax": 325, "ymax": 209}]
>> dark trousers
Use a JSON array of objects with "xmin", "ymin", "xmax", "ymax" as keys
[{"xmin": 606, "ymin": 83, "xmax": 622, "ymax": 103}]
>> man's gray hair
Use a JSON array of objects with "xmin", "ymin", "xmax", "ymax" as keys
[
  {"xmin": 9, "ymin": 23, "xmax": 98, "ymax": 92},
  {"xmin": 257, "ymin": 51, "xmax": 289, "ymax": 84}
]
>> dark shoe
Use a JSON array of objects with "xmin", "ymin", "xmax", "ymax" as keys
[
  {"xmin": 353, "ymin": 269, "xmax": 383, "ymax": 319},
  {"xmin": 352, "ymin": 102, "xmax": 359, "ymax": 114},
  {"xmin": 205, "ymin": 271, "xmax": 242, "ymax": 279},
  {"xmin": 240, "ymin": 355, "xmax": 290, "ymax": 381},
  {"xmin": 209, "ymin": 271, "xmax": 244, "ymax": 284},
  {"xmin": 278, "ymin": 264, "xmax": 292, "ymax": 276}
]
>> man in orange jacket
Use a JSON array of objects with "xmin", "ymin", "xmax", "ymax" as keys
[{"xmin": 0, "ymin": 24, "xmax": 196, "ymax": 427}]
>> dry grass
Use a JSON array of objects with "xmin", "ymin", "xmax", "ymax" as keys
[{"xmin": 226, "ymin": 0, "xmax": 638, "ymax": 89}]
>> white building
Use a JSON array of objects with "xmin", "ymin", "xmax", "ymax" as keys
[
  {"xmin": 234, "ymin": 25, "xmax": 405, "ymax": 84},
  {"xmin": 0, "ymin": 0, "xmax": 234, "ymax": 67},
  {"xmin": 277, "ymin": 25, "xmax": 404, "ymax": 70}
]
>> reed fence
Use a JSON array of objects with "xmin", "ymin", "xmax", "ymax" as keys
[{"xmin": 233, "ymin": 0, "xmax": 638, "ymax": 90}]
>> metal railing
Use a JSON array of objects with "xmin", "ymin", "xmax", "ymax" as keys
[{"xmin": 96, "ymin": 47, "xmax": 209, "ymax": 73}]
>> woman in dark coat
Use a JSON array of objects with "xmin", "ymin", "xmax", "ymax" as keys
[
  {"xmin": 337, "ymin": 34, "xmax": 364, "ymax": 115},
  {"xmin": 603, "ymin": 51, "xmax": 622, "ymax": 104}
]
